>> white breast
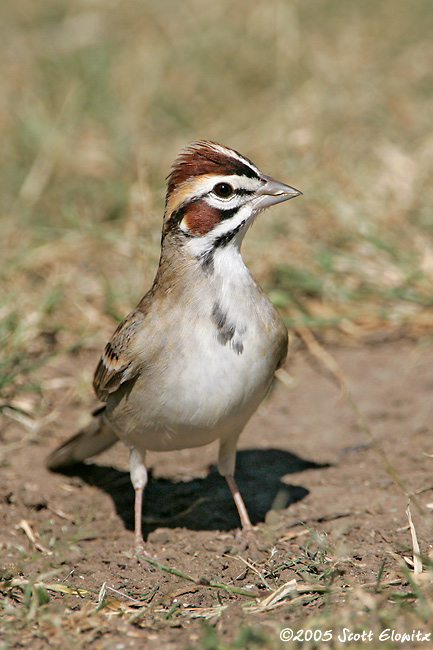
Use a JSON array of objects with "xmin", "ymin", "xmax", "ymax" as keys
[{"xmin": 109, "ymin": 246, "xmax": 286, "ymax": 452}]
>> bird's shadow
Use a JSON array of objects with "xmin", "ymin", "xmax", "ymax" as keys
[{"xmin": 55, "ymin": 449, "xmax": 328, "ymax": 539}]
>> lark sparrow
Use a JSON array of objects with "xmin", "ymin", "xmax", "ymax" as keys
[{"xmin": 46, "ymin": 141, "xmax": 301, "ymax": 553}]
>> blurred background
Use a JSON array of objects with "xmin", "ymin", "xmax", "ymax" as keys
[{"xmin": 1, "ymin": 0, "xmax": 433, "ymax": 398}]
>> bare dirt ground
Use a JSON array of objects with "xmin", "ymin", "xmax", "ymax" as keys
[{"xmin": 1, "ymin": 338, "xmax": 433, "ymax": 648}]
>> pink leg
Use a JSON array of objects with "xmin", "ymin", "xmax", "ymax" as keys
[
  {"xmin": 129, "ymin": 448, "xmax": 149, "ymax": 556},
  {"xmin": 225, "ymin": 474, "xmax": 253, "ymax": 532},
  {"xmin": 219, "ymin": 438, "xmax": 255, "ymax": 546},
  {"xmin": 134, "ymin": 486, "xmax": 145, "ymax": 554}
]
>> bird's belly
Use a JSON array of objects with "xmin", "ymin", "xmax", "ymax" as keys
[{"xmin": 107, "ymin": 321, "xmax": 283, "ymax": 453}]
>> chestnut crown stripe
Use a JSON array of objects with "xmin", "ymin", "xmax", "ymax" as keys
[{"xmin": 166, "ymin": 141, "xmax": 261, "ymax": 198}]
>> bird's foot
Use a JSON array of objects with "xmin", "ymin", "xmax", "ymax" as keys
[
  {"xmin": 227, "ymin": 526, "xmax": 259, "ymax": 555},
  {"xmin": 237, "ymin": 526, "xmax": 256, "ymax": 548},
  {"xmin": 134, "ymin": 537, "xmax": 154, "ymax": 559}
]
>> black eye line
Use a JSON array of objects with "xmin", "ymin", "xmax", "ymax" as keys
[
  {"xmin": 234, "ymin": 188, "xmax": 255, "ymax": 196},
  {"xmin": 211, "ymin": 185, "xmax": 255, "ymax": 199}
]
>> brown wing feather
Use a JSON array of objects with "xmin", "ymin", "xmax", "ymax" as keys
[{"xmin": 93, "ymin": 309, "xmax": 144, "ymax": 401}]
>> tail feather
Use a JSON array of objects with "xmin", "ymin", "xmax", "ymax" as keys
[{"xmin": 46, "ymin": 410, "xmax": 118, "ymax": 470}]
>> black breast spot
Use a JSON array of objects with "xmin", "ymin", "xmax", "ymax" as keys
[
  {"xmin": 211, "ymin": 302, "xmax": 244, "ymax": 353},
  {"xmin": 232, "ymin": 340, "xmax": 244, "ymax": 355}
]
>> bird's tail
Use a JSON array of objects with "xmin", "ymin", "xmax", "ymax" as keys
[{"xmin": 45, "ymin": 406, "xmax": 118, "ymax": 470}]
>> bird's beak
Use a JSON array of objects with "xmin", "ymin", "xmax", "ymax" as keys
[{"xmin": 255, "ymin": 174, "xmax": 302, "ymax": 209}]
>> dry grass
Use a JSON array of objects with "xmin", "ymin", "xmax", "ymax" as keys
[
  {"xmin": 2, "ymin": 521, "xmax": 433, "ymax": 650},
  {"xmin": 2, "ymin": 0, "xmax": 433, "ymax": 648},
  {"xmin": 2, "ymin": 0, "xmax": 433, "ymax": 398}
]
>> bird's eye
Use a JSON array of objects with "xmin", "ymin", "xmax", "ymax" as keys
[{"xmin": 213, "ymin": 182, "xmax": 234, "ymax": 198}]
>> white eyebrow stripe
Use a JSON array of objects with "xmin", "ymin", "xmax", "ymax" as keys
[
  {"xmin": 205, "ymin": 142, "xmax": 262, "ymax": 176},
  {"xmin": 185, "ymin": 174, "xmax": 262, "ymax": 198}
]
